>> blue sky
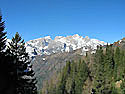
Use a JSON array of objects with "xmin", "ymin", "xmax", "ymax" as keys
[{"xmin": 0, "ymin": 0, "xmax": 125, "ymax": 43}]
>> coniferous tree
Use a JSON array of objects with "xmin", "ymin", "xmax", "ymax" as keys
[
  {"xmin": 103, "ymin": 45, "xmax": 114, "ymax": 94},
  {"xmin": 57, "ymin": 61, "xmax": 71, "ymax": 94},
  {"xmin": 120, "ymin": 50, "xmax": 125, "ymax": 94},
  {"xmin": 0, "ymin": 13, "xmax": 6, "ymax": 52},
  {"xmin": 0, "ymin": 12, "xmax": 7, "ymax": 93},
  {"xmin": 0, "ymin": 12, "xmax": 15, "ymax": 94},
  {"xmin": 8, "ymin": 32, "xmax": 37, "ymax": 94},
  {"xmin": 75, "ymin": 60, "xmax": 88, "ymax": 94},
  {"xmin": 92, "ymin": 47, "xmax": 105, "ymax": 94},
  {"xmin": 114, "ymin": 47, "xmax": 120, "ymax": 81}
]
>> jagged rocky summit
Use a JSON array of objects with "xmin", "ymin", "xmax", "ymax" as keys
[{"xmin": 25, "ymin": 34, "xmax": 106, "ymax": 57}]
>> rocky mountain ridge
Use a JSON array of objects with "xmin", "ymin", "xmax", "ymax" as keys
[{"xmin": 25, "ymin": 34, "xmax": 106, "ymax": 57}]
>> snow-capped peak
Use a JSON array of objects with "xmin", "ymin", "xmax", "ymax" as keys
[
  {"xmin": 73, "ymin": 34, "xmax": 80, "ymax": 37},
  {"xmin": 25, "ymin": 34, "xmax": 107, "ymax": 57},
  {"xmin": 44, "ymin": 36, "xmax": 51, "ymax": 39}
]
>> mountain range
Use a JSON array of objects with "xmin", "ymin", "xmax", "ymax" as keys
[{"xmin": 25, "ymin": 34, "xmax": 106, "ymax": 57}]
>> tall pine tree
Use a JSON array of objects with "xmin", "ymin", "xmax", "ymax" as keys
[
  {"xmin": 0, "ymin": 12, "xmax": 12, "ymax": 94},
  {"xmin": 0, "ymin": 12, "xmax": 6, "ymax": 52},
  {"xmin": 0, "ymin": 11, "xmax": 17, "ymax": 94},
  {"xmin": 8, "ymin": 32, "xmax": 37, "ymax": 94},
  {"xmin": 92, "ymin": 47, "xmax": 106, "ymax": 94}
]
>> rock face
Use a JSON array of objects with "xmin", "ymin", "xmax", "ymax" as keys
[{"xmin": 25, "ymin": 34, "xmax": 106, "ymax": 57}]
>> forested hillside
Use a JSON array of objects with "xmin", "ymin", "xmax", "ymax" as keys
[{"xmin": 41, "ymin": 41, "xmax": 125, "ymax": 94}]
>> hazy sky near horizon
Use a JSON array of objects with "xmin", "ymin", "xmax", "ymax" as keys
[{"xmin": 0, "ymin": 0, "xmax": 125, "ymax": 43}]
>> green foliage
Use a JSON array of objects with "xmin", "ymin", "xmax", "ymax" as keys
[
  {"xmin": 42, "ymin": 44, "xmax": 125, "ymax": 94},
  {"xmin": 92, "ymin": 45, "xmax": 125, "ymax": 94},
  {"xmin": 7, "ymin": 32, "xmax": 37, "ymax": 94},
  {"xmin": 0, "ymin": 13, "xmax": 12, "ymax": 94},
  {"xmin": 0, "ymin": 14, "xmax": 6, "ymax": 52},
  {"xmin": 92, "ymin": 47, "xmax": 106, "ymax": 94},
  {"xmin": 42, "ymin": 60, "xmax": 89, "ymax": 94}
]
